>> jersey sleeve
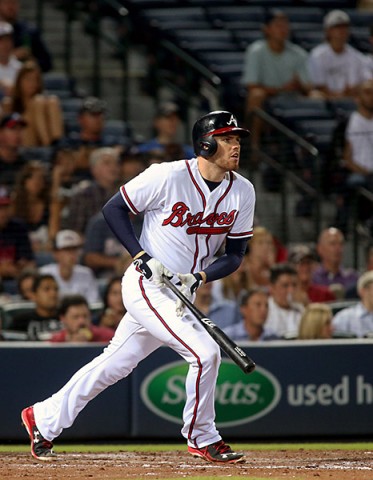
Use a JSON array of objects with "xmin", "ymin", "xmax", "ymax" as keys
[
  {"xmin": 119, "ymin": 163, "xmax": 169, "ymax": 214},
  {"xmin": 226, "ymin": 182, "xmax": 255, "ymax": 239}
]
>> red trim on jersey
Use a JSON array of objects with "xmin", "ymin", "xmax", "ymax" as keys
[
  {"xmin": 187, "ymin": 226, "xmax": 231, "ymax": 235},
  {"xmin": 228, "ymin": 230, "xmax": 253, "ymax": 238},
  {"xmin": 139, "ymin": 276, "xmax": 202, "ymax": 447},
  {"xmin": 120, "ymin": 185, "xmax": 139, "ymax": 215},
  {"xmin": 185, "ymin": 160, "xmax": 206, "ymax": 209}
]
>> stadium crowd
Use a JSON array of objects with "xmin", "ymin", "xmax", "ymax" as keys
[{"xmin": 1, "ymin": 1, "xmax": 373, "ymax": 343}]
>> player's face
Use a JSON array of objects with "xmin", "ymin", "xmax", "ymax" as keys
[{"xmin": 213, "ymin": 134, "xmax": 241, "ymax": 172}]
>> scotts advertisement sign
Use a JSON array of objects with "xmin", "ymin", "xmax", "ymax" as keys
[{"xmin": 140, "ymin": 360, "xmax": 281, "ymax": 427}]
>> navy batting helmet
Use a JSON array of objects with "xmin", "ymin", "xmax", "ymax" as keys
[{"xmin": 192, "ymin": 110, "xmax": 250, "ymax": 158}]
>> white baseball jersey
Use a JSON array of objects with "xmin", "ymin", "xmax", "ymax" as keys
[{"xmin": 120, "ymin": 158, "xmax": 255, "ymax": 274}]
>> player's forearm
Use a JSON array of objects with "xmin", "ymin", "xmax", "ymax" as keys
[{"xmin": 202, "ymin": 253, "xmax": 242, "ymax": 283}]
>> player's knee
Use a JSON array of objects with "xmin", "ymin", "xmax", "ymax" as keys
[{"xmin": 198, "ymin": 341, "xmax": 221, "ymax": 369}]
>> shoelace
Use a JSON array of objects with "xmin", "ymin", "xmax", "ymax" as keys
[{"xmin": 214, "ymin": 441, "xmax": 231, "ymax": 454}]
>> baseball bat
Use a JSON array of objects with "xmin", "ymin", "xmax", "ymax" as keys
[{"xmin": 163, "ymin": 276, "xmax": 256, "ymax": 374}]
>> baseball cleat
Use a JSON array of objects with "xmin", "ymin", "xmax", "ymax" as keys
[
  {"xmin": 188, "ymin": 440, "xmax": 244, "ymax": 464},
  {"xmin": 21, "ymin": 406, "xmax": 56, "ymax": 461}
]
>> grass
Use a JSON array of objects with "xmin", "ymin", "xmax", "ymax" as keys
[{"xmin": 0, "ymin": 441, "xmax": 372, "ymax": 453}]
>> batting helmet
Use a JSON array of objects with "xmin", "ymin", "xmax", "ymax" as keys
[{"xmin": 192, "ymin": 111, "xmax": 250, "ymax": 158}]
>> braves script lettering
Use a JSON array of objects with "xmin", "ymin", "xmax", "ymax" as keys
[{"xmin": 162, "ymin": 202, "xmax": 237, "ymax": 235}]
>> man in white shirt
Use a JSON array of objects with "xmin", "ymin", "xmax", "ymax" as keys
[
  {"xmin": 334, "ymin": 79, "xmax": 373, "ymax": 234},
  {"xmin": 308, "ymin": 10, "xmax": 372, "ymax": 99},
  {"xmin": 265, "ymin": 263, "xmax": 304, "ymax": 339},
  {"xmin": 0, "ymin": 21, "xmax": 21, "ymax": 96},
  {"xmin": 332, "ymin": 270, "xmax": 373, "ymax": 338},
  {"xmin": 40, "ymin": 229, "xmax": 100, "ymax": 305}
]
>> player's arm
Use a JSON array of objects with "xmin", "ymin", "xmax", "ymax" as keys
[
  {"xmin": 102, "ymin": 192, "xmax": 171, "ymax": 284},
  {"xmin": 200, "ymin": 237, "xmax": 249, "ymax": 283}
]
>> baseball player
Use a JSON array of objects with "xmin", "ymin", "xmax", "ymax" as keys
[{"xmin": 21, "ymin": 111, "xmax": 255, "ymax": 464}]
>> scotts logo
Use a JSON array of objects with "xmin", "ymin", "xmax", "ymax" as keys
[{"xmin": 140, "ymin": 360, "xmax": 281, "ymax": 427}]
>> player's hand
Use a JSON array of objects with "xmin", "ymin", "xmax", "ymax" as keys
[
  {"xmin": 175, "ymin": 272, "xmax": 203, "ymax": 316},
  {"xmin": 133, "ymin": 252, "xmax": 172, "ymax": 286}
]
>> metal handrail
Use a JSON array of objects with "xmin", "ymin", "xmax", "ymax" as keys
[
  {"xmin": 352, "ymin": 187, "xmax": 373, "ymax": 268},
  {"xmin": 250, "ymin": 108, "xmax": 322, "ymax": 243}
]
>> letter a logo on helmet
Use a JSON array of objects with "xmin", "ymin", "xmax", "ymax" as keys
[{"xmin": 192, "ymin": 110, "xmax": 250, "ymax": 158}]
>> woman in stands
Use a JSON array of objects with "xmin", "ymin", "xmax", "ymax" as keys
[
  {"xmin": 11, "ymin": 161, "xmax": 61, "ymax": 253},
  {"xmin": 2, "ymin": 60, "xmax": 63, "ymax": 146},
  {"xmin": 98, "ymin": 276, "xmax": 126, "ymax": 331}
]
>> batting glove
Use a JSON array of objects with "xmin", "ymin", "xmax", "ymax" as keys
[
  {"xmin": 175, "ymin": 272, "xmax": 203, "ymax": 316},
  {"xmin": 133, "ymin": 252, "xmax": 172, "ymax": 286}
]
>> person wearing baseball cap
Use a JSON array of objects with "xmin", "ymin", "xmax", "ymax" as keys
[
  {"xmin": 241, "ymin": 8, "xmax": 312, "ymax": 150},
  {"xmin": 0, "ymin": 20, "xmax": 21, "ymax": 97},
  {"xmin": 308, "ymin": 9, "xmax": 371, "ymax": 99},
  {"xmin": 0, "ymin": 112, "xmax": 27, "ymax": 185},
  {"xmin": 137, "ymin": 101, "xmax": 194, "ymax": 161},
  {"xmin": 39, "ymin": 229, "xmax": 100, "ymax": 305}
]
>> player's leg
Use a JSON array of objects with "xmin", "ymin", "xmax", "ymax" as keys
[
  {"xmin": 123, "ymin": 267, "xmax": 243, "ymax": 462},
  {"xmin": 22, "ymin": 312, "xmax": 162, "ymax": 460}
]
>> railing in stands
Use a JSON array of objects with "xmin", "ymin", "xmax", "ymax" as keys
[
  {"xmin": 249, "ymin": 107, "xmax": 322, "ymax": 244},
  {"xmin": 352, "ymin": 186, "xmax": 373, "ymax": 269}
]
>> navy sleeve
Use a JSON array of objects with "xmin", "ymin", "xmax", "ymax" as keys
[
  {"xmin": 203, "ymin": 237, "xmax": 249, "ymax": 283},
  {"xmin": 102, "ymin": 192, "xmax": 143, "ymax": 258}
]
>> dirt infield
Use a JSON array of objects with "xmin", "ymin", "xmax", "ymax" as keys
[{"xmin": 1, "ymin": 449, "xmax": 372, "ymax": 480}]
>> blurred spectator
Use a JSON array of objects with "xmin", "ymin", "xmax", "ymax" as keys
[
  {"xmin": 0, "ymin": 185, "xmax": 35, "ymax": 292},
  {"xmin": 51, "ymin": 294, "xmax": 113, "ymax": 343},
  {"xmin": 312, "ymin": 227, "xmax": 359, "ymax": 299},
  {"xmin": 10, "ymin": 160, "xmax": 60, "ymax": 253},
  {"xmin": 332, "ymin": 270, "xmax": 373, "ymax": 337},
  {"xmin": 40, "ymin": 229, "xmax": 100, "ymax": 305},
  {"xmin": 244, "ymin": 226, "xmax": 276, "ymax": 290},
  {"xmin": 16, "ymin": 267, "xmax": 38, "ymax": 301},
  {"xmin": 64, "ymin": 147, "xmax": 121, "ymax": 235},
  {"xmin": 0, "ymin": 0, "xmax": 52, "ymax": 72},
  {"xmin": 298, "ymin": 303, "xmax": 334, "ymax": 340},
  {"xmin": 2, "ymin": 60, "xmax": 63, "ymax": 146},
  {"xmin": 288, "ymin": 244, "xmax": 336, "ymax": 305},
  {"xmin": 224, "ymin": 288, "xmax": 278, "ymax": 341},
  {"xmin": 334, "ymin": 79, "xmax": 373, "ymax": 234},
  {"xmin": 242, "ymin": 9, "xmax": 311, "ymax": 148},
  {"xmin": 58, "ymin": 96, "xmax": 124, "ymax": 179},
  {"xmin": 265, "ymin": 263, "xmax": 304, "ymax": 339},
  {"xmin": 0, "ymin": 111, "xmax": 26, "ymax": 185},
  {"xmin": 0, "ymin": 21, "xmax": 21, "ymax": 97},
  {"xmin": 137, "ymin": 101, "xmax": 194, "ymax": 161},
  {"xmin": 83, "ymin": 212, "xmax": 132, "ymax": 279},
  {"xmin": 120, "ymin": 147, "xmax": 147, "ymax": 183},
  {"xmin": 364, "ymin": 22, "xmax": 373, "ymax": 76},
  {"xmin": 98, "ymin": 276, "xmax": 126, "ymax": 330},
  {"xmin": 9, "ymin": 273, "xmax": 60, "ymax": 340},
  {"xmin": 308, "ymin": 10, "xmax": 371, "ymax": 99},
  {"xmin": 193, "ymin": 281, "xmax": 241, "ymax": 330}
]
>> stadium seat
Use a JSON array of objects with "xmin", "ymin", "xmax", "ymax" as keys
[
  {"xmin": 140, "ymin": 7, "xmax": 210, "ymax": 31},
  {"xmin": 234, "ymin": 30, "xmax": 264, "ymax": 49},
  {"xmin": 280, "ymin": 7, "xmax": 324, "ymax": 23},
  {"xmin": 292, "ymin": 31, "xmax": 324, "ymax": 51},
  {"xmin": 0, "ymin": 302, "xmax": 35, "ymax": 331},
  {"xmin": 43, "ymin": 72, "xmax": 75, "ymax": 96},
  {"xmin": 206, "ymin": 6, "xmax": 265, "ymax": 27}
]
